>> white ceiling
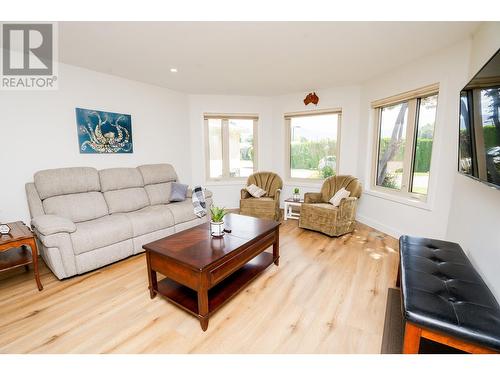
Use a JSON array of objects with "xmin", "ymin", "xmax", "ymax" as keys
[{"xmin": 59, "ymin": 22, "xmax": 481, "ymax": 96}]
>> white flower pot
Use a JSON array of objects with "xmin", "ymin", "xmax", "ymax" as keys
[
  {"xmin": 210, "ymin": 220, "xmax": 225, "ymax": 237},
  {"xmin": 293, "ymin": 193, "xmax": 300, "ymax": 201}
]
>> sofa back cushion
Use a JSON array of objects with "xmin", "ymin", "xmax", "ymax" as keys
[
  {"xmin": 144, "ymin": 183, "xmax": 173, "ymax": 205},
  {"xmin": 43, "ymin": 192, "xmax": 109, "ymax": 223},
  {"xmin": 34, "ymin": 167, "xmax": 108, "ymax": 222},
  {"xmin": 34, "ymin": 167, "xmax": 101, "ymax": 200},
  {"xmin": 138, "ymin": 164, "xmax": 178, "ymax": 205},
  {"xmin": 99, "ymin": 168, "xmax": 150, "ymax": 213},
  {"xmin": 138, "ymin": 164, "xmax": 177, "ymax": 185}
]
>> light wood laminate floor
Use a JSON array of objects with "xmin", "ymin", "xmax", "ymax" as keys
[{"xmin": 0, "ymin": 220, "xmax": 399, "ymax": 353}]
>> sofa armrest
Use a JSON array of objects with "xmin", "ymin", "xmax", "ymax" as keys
[
  {"xmin": 31, "ymin": 215, "xmax": 77, "ymax": 236},
  {"xmin": 33, "ymin": 231, "xmax": 77, "ymax": 279},
  {"xmin": 241, "ymin": 188, "xmax": 251, "ymax": 199},
  {"xmin": 304, "ymin": 192, "xmax": 323, "ymax": 204}
]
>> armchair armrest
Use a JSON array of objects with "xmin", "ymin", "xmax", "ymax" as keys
[
  {"xmin": 31, "ymin": 215, "xmax": 76, "ymax": 236},
  {"xmin": 241, "ymin": 188, "xmax": 251, "ymax": 199},
  {"xmin": 274, "ymin": 189, "xmax": 281, "ymax": 202},
  {"xmin": 304, "ymin": 192, "xmax": 323, "ymax": 204},
  {"xmin": 338, "ymin": 197, "xmax": 358, "ymax": 220}
]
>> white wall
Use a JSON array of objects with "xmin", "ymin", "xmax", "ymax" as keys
[
  {"xmin": 188, "ymin": 87, "xmax": 361, "ymax": 209},
  {"xmin": 2, "ymin": 23, "xmax": 499, "ymax": 300},
  {"xmin": 446, "ymin": 22, "xmax": 500, "ymax": 300},
  {"xmin": 271, "ymin": 86, "xmax": 362, "ymax": 205},
  {"xmin": 0, "ymin": 63, "xmax": 190, "ymax": 223},
  {"xmin": 356, "ymin": 40, "xmax": 471, "ymax": 239}
]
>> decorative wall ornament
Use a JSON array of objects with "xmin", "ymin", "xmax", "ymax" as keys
[
  {"xmin": 76, "ymin": 108, "xmax": 133, "ymax": 153},
  {"xmin": 303, "ymin": 92, "xmax": 319, "ymax": 106}
]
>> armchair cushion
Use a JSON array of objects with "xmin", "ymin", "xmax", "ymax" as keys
[
  {"xmin": 246, "ymin": 184, "xmax": 266, "ymax": 198},
  {"xmin": 329, "ymin": 187, "xmax": 351, "ymax": 207},
  {"xmin": 31, "ymin": 214, "xmax": 77, "ymax": 236}
]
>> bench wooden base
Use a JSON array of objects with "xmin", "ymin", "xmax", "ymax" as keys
[{"xmin": 403, "ymin": 322, "xmax": 498, "ymax": 354}]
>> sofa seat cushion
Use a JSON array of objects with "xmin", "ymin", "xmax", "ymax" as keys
[
  {"xmin": 165, "ymin": 201, "xmax": 199, "ymax": 225},
  {"xmin": 71, "ymin": 215, "xmax": 133, "ymax": 255},
  {"xmin": 122, "ymin": 205, "xmax": 175, "ymax": 237},
  {"xmin": 43, "ymin": 191, "xmax": 109, "ymax": 223}
]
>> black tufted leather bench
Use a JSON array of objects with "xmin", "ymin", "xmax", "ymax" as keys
[{"xmin": 399, "ymin": 235, "xmax": 500, "ymax": 354}]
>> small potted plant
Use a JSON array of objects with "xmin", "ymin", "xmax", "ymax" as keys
[
  {"xmin": 210, "ymin": 205, "xmax": 227, "ymax": 237},
  {"xmin": 293, "ymin": 187, "xmax": 300, "ymax": 202}
]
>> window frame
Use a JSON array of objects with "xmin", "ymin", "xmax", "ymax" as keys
[
  {"xmin": 371, "ymin": 83, "xmax": 439, "ymax": 202},
  {"xmin": 204, "ymin": 113, "xmax": 259, "ymax": 182},
  {"xmin": 284, "ymin": 108, "xmax": 342, "ymax": 183}
]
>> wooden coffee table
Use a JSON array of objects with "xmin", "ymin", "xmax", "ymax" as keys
[{"xmin": 143, "ymin": 213, "xmax": 280, "ymax": 331}]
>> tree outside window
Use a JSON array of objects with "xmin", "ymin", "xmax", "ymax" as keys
[{"xmin": 374, "ymin": 90, "xmax": 438, "ymax": 199}]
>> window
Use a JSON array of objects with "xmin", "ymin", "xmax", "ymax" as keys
[
  {"xmin": 205, "ymin": 114, "xmax": 258, "ymax": 180},
  {"xmin": 285, "ymin": 110, "xmax": 341, "ymax": 180},
  {"xmin": 478, "ymin": 87, "xmax": 500, "ymax": 185},
  {"xmin": 372, "ymin": 84, "xmax": 439, "ymax": 199}
]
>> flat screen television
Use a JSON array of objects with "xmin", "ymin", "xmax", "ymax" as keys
[{"xmin": 459, "ymin": 48, "xmax": 500, "ymax": 188}]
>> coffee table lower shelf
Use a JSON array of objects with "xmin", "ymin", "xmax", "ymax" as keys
[{"xmin": 155, "ymin": 252, "xmax": 274, "ymax": 318}]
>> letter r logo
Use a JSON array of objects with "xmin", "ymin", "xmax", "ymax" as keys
[{"xmin": 2, "ymin": 23, "xmax": 53, "ymax": 76}]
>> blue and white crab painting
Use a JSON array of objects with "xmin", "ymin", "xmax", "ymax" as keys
[{"xmin": 76, "ymin": 108, "xmax": 133, "ymax": 153}]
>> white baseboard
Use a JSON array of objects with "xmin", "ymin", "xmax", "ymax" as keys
[{"xmin": 356, "ymin": 214, "xmax": 403, "ymax": 239}]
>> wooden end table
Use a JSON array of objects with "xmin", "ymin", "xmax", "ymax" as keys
[
  {"xmin": 284, "ymin": 197, "xmax": 304, "ymax": 220},
  {"xmin": 143, "ymin": 213, "xmax": 280, "ymax": 331},
  {"xmin": 0, "ymin": 221, "xmax": 43, "ymax": 291}
]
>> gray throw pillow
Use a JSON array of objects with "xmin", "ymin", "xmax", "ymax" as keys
[{"xmin": 169, "ymin": 182, "xmax": 188, "ymax": 202}]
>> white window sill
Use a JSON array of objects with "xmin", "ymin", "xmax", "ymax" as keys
[
  {"xmin": 205, "ymin": 180, "xmax": 247, "ymax": 186},
  {"xmin": 284, "ymin": 179, "xmax": 323, "ymax": 188},
  {"xmin": 363, "ymin": 188, "xmax": 433, "ymax": 211}
]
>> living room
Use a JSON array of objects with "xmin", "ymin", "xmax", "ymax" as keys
[{"xmin": 1, "ymin": 1, "xmax": 500, "ymax": 372}]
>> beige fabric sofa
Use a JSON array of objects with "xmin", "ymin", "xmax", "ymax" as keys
[{"xmin": 25, "ymin": 164, "xmax": 212, "ymax": 279}]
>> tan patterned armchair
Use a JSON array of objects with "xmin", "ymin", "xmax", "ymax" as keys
[
  {"xmin": 299, "ymin": 175, "xmax": 362, "ymax": 236},
  {"xmin": 240, "ymin": 172, "xmax": 283, "ymax": 221}
]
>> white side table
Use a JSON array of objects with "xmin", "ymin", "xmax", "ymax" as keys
[{"xmin": 284, "ymin": 198, "xmax": 304, "ymax": 220}]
